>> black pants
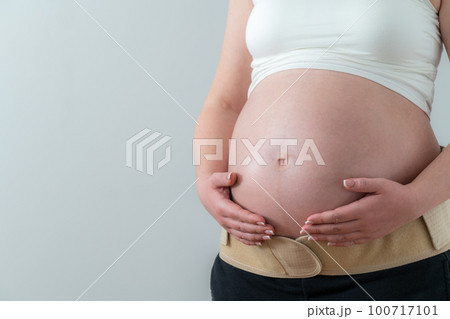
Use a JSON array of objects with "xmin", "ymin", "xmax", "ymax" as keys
[{"xmin": 210, "ymin": 250, "xmax": 450, "ymax": 301}]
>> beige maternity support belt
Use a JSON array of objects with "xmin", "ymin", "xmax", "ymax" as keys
[{"xmin": 219, "ymin": 198, "xmax": 450, "ymax": 278}]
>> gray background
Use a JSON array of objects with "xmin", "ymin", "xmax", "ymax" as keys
[{"xmin": 0, "ymin": 0, "xmax": 449, "ymax": 300}]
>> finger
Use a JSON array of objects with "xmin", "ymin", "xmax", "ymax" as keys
[
  {"xmin": 231, "ymin": 236, "xmax": 259, "ymax": 246},
  {"xmin": 210, "ymin": 171, "xmax": 237, "ymax": 188},
  {"xmin": 228, "ymin": 229, "xmax": 263, "ymax": 246},
  {"xmin": 227, "ymin": 227, "xmax": 272, "ymax": 242},
  {"xmin": 305, "ymin": 204, "xmax": 360, "ymax": 225},
  {"xmin": 328, "ymin": 238, "xmax": 370, "ymax": 247},
  {"xmin": 224, "ymin": 217, "xmax": 275, "ymax": 235},
  {"xmin": 343, "ymin": 177, "xmax": 387, "ymax": 193},
  {"xmin": 218, "ymin": 198, "xmax": 268, "ymax": 226},
  {"xmin": 307, "ymin": 231, "xmax": 363, "ymax": 243},
  {"xmin": 302, "ymin": 220, "xmax": 361, "ymax": 235}
]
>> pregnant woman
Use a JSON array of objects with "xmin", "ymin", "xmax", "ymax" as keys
[{"xmin": 194, "ymin": 0, "xmax": 450, "ymax": 300}]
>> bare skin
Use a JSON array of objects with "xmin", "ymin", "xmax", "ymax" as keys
[
  {"xmin": 195, "ymin": 0, "xmax": 450, "ymax": 245},
  {"xmin": 230, "ymin": 68, "xmax": 440, "ymax": 238}
]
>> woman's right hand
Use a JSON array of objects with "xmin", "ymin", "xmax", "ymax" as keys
[{"xmin": 197, "ymin": 172, "xmax": 275, "ymax": 246}]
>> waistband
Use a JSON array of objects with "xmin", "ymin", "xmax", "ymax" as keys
[{"xmin": 219, "ymin": 199, "xmax": 450, "ymax": 278}]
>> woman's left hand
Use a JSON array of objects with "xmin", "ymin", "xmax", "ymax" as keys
[{"xmin": 301, "ymin": 177, "xmax": 422, "ymax": 246}]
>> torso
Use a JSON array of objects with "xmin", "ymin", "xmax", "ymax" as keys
[{"xmin": 229, "ymin": 69, "xmax": 441, "ymax": 238}]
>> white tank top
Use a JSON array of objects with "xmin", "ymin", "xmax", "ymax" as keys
[{"xmin": 246, "ymin": 0, "xmax": 442, "ymax": 117}]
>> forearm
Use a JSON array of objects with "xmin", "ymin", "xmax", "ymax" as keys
[
  {"xmin": 408, "ymin": 143, "xmax": 450, "ymax": 215},
  {"xmin": 193, "ymin": 101, "xmax": 239, "ymax": 183}
]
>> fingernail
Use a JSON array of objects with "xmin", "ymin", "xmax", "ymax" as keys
[
  {"xmin": 343, "ymin": 179, "xmax": 355, "ymax": 188},
  {"xmin": 327, "ymin": 242, "xmax": 336, "ymax": 246},
  {"xmin": 256, "ymin": 242, "xmax": 262, "ymax": 246},
  {"xmin": 305, "ymin": 220, "xmax": 313, "ymax": 225},
  {"xmin": 299, "ymin": 229, "xmax": 304, "ymax": 234},
  {"xmin": 308, "ymin": 235, "xmax": 317, "ymax": 241},
  {"xmin": 262, "ymin": 235, "xmax": 271, "ymax": 240},
  {"xmin": 256, "ymin": 222, "xmax": 265, "ymax": 226},
  {"xmin": 227, "ymin": 172, "xmax": 232, "ymax": 180},
  {"xmin": 265, "ymin": 230, "xmax": 274, "ymax": 235}
]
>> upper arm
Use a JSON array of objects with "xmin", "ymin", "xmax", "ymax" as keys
[
  {"xmin": 204, "ymin": 0, "xmax": 254, "ymax": 113},
  {"xmin": 440, "ymin": 0, "xmax": 450, "ymax": 60}
]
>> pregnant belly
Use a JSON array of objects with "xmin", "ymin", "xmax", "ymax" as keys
[{"xmin": 229, "ymin": 69, "xmax": 441, "ymax": 238}]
